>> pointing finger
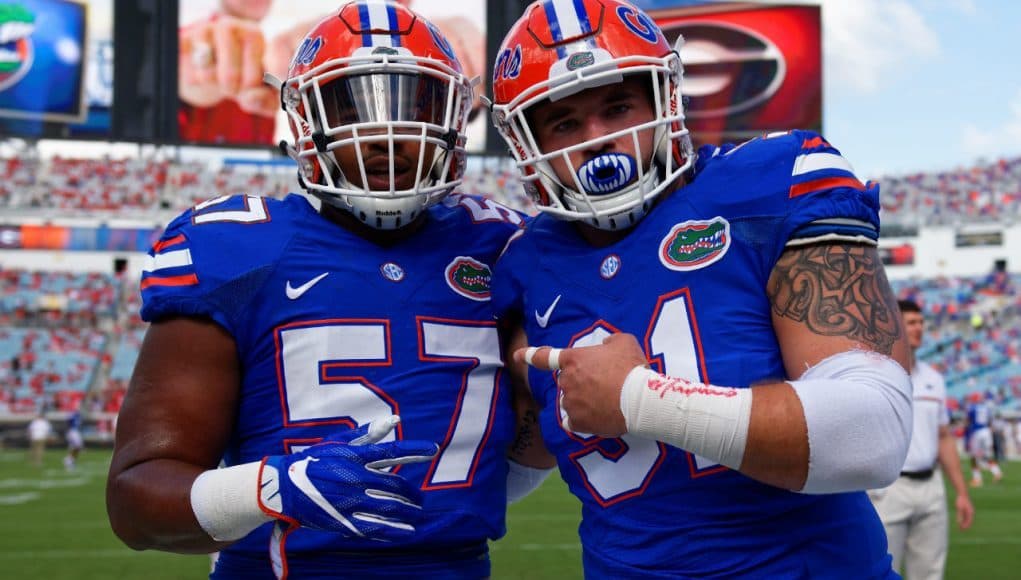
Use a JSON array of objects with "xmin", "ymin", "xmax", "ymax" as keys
[{"xmin": 515, "ymin": 346, "xmax": 564, "ymax": 371}]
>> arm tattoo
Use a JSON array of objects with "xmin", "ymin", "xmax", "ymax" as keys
[
  {"xmin": 768, "ymin": 243, "xmax": 903, "ymax": 354},
  {"xmin": 510, "ymin": 409, "xmax": 540, "ymax": 459}
]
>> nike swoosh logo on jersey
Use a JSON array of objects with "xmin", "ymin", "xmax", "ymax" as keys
[
  {"xmin": 289, "ymin": 457, "xmax": 361, "ymax": 536},
  {"xmin": 286, "ymin": 272, "xmax": 329, "ymax": 300},
  {"xmin": 535, "ymin": 294, "xmax": 562, "ymax": 328}
]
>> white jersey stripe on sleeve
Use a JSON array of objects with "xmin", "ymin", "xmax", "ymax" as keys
[
  {"xmin": 143, "ymin": 249, "xmax": 193, "ymax": 273},
  {"xmin": 792, "ymin": 152, "xmax": 856, "ymax": 177}
]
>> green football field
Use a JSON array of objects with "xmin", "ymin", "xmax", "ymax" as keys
[{"xmin": 0, "ymin": 449, "xmax": 1018, "ymax": 579}]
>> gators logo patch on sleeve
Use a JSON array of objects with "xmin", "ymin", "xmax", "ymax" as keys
[
  {"xmin": 445, "ymin": 256, "xmax": 492, "ymax": 301},
  {"xmin": 659, "ymin": 217, "xmax": 731, "ymax": 271}
]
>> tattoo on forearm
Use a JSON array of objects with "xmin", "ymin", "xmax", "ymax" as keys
[
  {"xmin": 510, "ymin": 409, "xmax": 540, "ymax": 458},
  {"xmin": 768, "ymin": 244, "xmax": 903, "ymax": 354}
]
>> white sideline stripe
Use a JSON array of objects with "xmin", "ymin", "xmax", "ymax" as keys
[
  {"xmin": 0, "ymin": 492, "xmax": 39, "ymax": 505},
  {"xmin": 792, "ymin": 152, "xmax": 855, "ymax": 176},
  {"xmin": 7, "ymin": 521, "xmax": 111, "ymax": 530},
  {"xmin": 143, "ymin": 249, "xmax": 192, "ymax": 273},
  {"xmin": 0, "ymin": 477, "xmax": 89, "ymax": 489}
]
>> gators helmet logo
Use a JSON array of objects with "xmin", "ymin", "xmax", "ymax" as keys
[
  {"xmin": 659, "ymin": 217, "xmax": 731, "ymax": 271},
  {"xmin": 445, "ymin": 256, "xmax": 492, "ymax": 301},
  {"xmin": 0, "ymin": 4, "xmax": 35, "ymax": 92}
]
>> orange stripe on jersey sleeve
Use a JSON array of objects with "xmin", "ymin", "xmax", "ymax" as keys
[
  {"xmin": 789, "ymin": 176, "xmax": 865, "ymax": 198},
  {"xmin": 801, "ymin": 136, "xmax": 830, "ymax": 150},
  {"xmin": 153, "ymin": 234, "xmax": 187, "ymax": 253},
  {"xmin": 140, "ymin": 273, "xmax": 199, "ymax": 290}
]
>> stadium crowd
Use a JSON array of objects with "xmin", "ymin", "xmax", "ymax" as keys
[
  {"xmin": 2, "ymin": 152, "xmax": 1019, "ymax": 223},
  {"xmin": 0, "ymin": 267, "xmax": 1018, "ymax": 443},
  {"xmin": 1, "ymin": 153, "xmax": 1020, "ymax": 448}
]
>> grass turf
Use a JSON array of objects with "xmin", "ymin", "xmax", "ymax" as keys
[{"xmin": 0, "ymin": 449, "xmax": 1017, "ymax": 578}]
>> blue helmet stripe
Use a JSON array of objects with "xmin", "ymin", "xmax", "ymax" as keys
[
  {"xmin": 357, "ymin": 2, "xmax": 372, "ymax": 46},
  {"xmin": 573, "ymin": 0, "xmax": 591, "ymax": 34},
  {"xmin": 386, "ymin": 3, "xmax": 401, "ymax": 47}
]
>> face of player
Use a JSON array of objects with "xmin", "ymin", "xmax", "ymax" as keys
[
  {"xmin": 330, "ymin": 138, "xmax": 438, "ymax": 192},
  {"xmin": 902, "ymin": 310, "xmax": 924, "ymax": 350},
  {"xmin": 528, "ymin": 76, "xmax": 657, "ymax": 192},
  {"xmin": 321, "ymin": 73, "xmax": 444, "ymax": 191}
]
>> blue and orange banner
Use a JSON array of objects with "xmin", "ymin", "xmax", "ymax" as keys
[{"xmin": 0, "ymin": 223, "xmax": 161, "ymax": 251}]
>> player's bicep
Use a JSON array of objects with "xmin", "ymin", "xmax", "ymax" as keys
[
  {"xmin": 111, "ymin": 317, "xmax": 241, "ymax": 474},
  {"xmin": 766, "ymin": 242, "xmax": 909, "ymax": 379}
]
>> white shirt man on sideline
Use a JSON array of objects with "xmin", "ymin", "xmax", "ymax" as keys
[{"xmin": 869, "ymin": 299, "xmax": 975, "ymax": 579}]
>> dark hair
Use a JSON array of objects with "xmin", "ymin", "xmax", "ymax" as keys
[{"xmin": 898, "ymin": 299, "xmax": 921, "ymax": 313}]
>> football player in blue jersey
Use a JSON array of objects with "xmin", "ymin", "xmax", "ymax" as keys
[
  {"xmin": 63, "ymin": 405, "xmax": 83, "ymax": 472},
  {"xmin": 964, "ymin": 391, "xmax": 1003, "ymax": 486},
  {"xmin": 488, "ymin": 0, "xmax": 914, "ymax": 577},
  {"xmin": 106, "ymin": 2, "xmax": 553, "ymax": 579}
]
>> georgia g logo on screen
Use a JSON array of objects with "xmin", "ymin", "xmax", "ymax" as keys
[
  {"xmin": 664, "ymin": 21, "xmax": 786, "ymax": 118},
  {"xmin": 0, "ymin": 4, "xmax": 36, "ymax": 92}
]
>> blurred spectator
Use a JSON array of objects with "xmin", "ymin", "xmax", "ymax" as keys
[
  {"xmin": 869, "ymin": 300, "xmax": 974, "ymax": 580},
  {"xmin": 27, "ymin": 411, "xmax": 52, "ymax": 467}
]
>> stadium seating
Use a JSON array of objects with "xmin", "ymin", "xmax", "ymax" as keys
[
  {"xmin": 880, "ymin": 157, "xmax": 1021, "ymax": 226},
  {"xmin": 2, "ymin": 152, "xmax": 1017, "ymax": 222},
  {"xmin": 1, "ymin": 151, "xmax": 1019, "ymax": 419},
  {"xmin": 893, "ymin": 272, "xmax": 1021, "ymax": 411}
]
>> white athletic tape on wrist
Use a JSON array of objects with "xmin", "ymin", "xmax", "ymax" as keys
[
  {"xmin": 790, "ymin": 350, "xmax": 912, "ymax": 494},
  {"xmin": 620, "ymin": 366, "xmax": 752, "ymax": 469},
  {"xmin": 190, "ymin": 461, "xmax": 272, "ymax": 542},
  {"xmin": 506, "ymin": 460, "xmax": 555, "ymax": 504}
]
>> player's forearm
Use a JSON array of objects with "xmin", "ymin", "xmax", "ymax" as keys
[
  {"xmin": 622, "ymin": 351, "xmax": 911, "ymax": 493},
  {"xmin": 739, "ymin": 382, "xmax": 808, "ymax": 490},
  {"xmin": 938, "ymin": 432, "xmax": 969, "ymax": 497},
  {"xmin": 508, "ymin": 405, "xmax": 557, "ymax": 469},
  {"xmin": 619, "ymin": 367, "xmax": 804, "ymax": 488},
  {"xmin": 107, "ymin": 459, "xmax": 231, "ymax": 553}
]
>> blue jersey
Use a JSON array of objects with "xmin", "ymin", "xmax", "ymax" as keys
[
  {"xmin": 141, "ymin": 193, "xmax": 523, "ymax": 578},
  {"xmin": 67, "ymin": 411, "xmax": 81, "ymax": 431},
  {"xmin": 967, "ymin": 401, "xmax": 991, "ymax": 436},
  {"xmin": 492, "ymin": 131, "xmax": 895, "ymax": 579}
]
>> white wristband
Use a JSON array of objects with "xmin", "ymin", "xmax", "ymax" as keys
[
  {"xmin": 620, "ymin": 366, "xmax": 752, "ymax": 470},
  {"xmin": 190, "ymin": 461, "xmax": 272, "ymax": 542},
  {"xmin": 506, "ymin": 460, "xmax": 555, "ymax": 504}
]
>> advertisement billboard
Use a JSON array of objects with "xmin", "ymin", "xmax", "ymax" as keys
[
  {"xmin": 637, "ymin": 1, "xmax": 822, "ymax": 147},
  {"xmin": 0, "ymin": 223, "xmax": 159, "ymax": 251},
  {"xmin": 0, "ymin": 0, "xmax": 112, "ymax": 136},
  {"xmin": 955, "ymin": 230, "xmax": 1004, "ymax": 248},
  {"xmin": 177, "ymin": 0, "xmax": 487, "ymax": 151}
]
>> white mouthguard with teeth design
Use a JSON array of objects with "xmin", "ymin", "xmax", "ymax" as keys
[{"xmin": 577, "ymin": 153, "xmax": 637, "ymax": 195}]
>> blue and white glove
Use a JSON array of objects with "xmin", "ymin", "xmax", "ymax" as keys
[{"xmin": 257, "ymin": 416, "xmax": 438, "ymax": 540}]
